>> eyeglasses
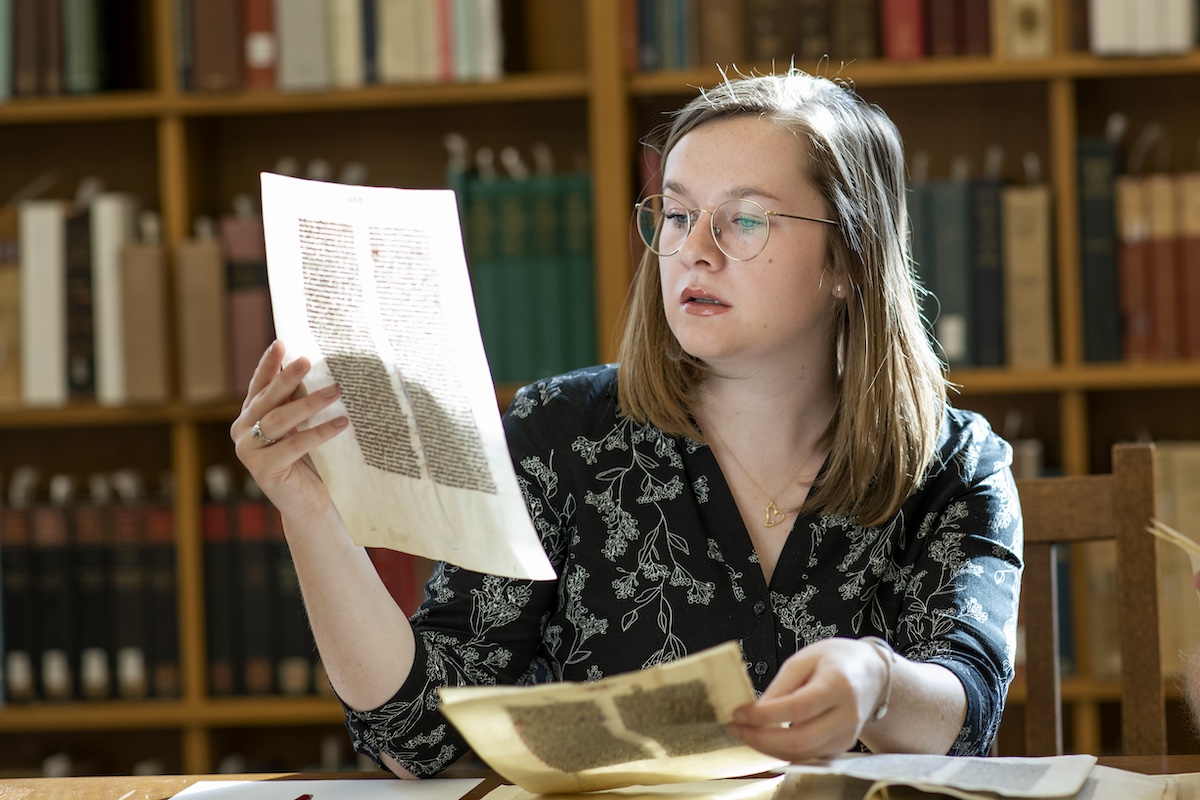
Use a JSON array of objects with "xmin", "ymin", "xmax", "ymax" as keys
[{"xmin": 634, "ymin": 193, "xmax": 838, "ymax": 262}]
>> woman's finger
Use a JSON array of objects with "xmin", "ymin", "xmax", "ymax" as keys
[{"xmin": 242, "ymin": 340, "xmax": 286, "ymax": 411}]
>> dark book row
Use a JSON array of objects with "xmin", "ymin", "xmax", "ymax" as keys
[{"xmin": 1, "ymin": 496, "xmax": 179, "ymax": 703}]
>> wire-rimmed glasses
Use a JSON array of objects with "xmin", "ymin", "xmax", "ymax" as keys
[{"xmin": 634, "ymin": 193, "xmax": 838, "ymax": 262}]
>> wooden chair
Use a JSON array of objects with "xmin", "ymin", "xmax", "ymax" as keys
[{"xmin": 1014, "ymin": 442, "xmax": 1165, "ymax": 756}]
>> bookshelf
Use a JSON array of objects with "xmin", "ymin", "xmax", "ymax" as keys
[{"xmin": 1, "ymin": 0, "xmax": 1199, "ymax": 774}]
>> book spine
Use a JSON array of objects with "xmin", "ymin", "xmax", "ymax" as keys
[
  {"xmin": 236, "ymin": 499, "xmax": 274, "ymax": 694},
  {"xmin": 1146, "ymin": 174, "xmax": 1179, "ymax": 361},
  {"xmin": 1177, "ymin": 172, "xmax": 1200, "ymax": 359},
  {"xmin": 146, "ymin": 504, "xmax": 179, "ymax": 697},
  {"xmin": 242, "ymin": 0, "xmax": 278, "ymax": 90},
  {"xmin": 1, "ymin": 507, "xmax": 37, "ymax": 702},
  {"xmin": 1002, "ymin": 184, "xmax": 1056, "ymax": 368},
  {"xmin": 1115, "ymin": 175, "xmax": 1152, "ymax": 362},
  {"xmin": 926, "ymin": 0, "xmax": 962, "ymax": 56},
  {"xmin": 831, "ymin": 0, "xmax": 880, "ymax": 60},
  {"xmin": 175, "ymin": 237, "xmax": 230, "ymax": 403},
  {"xmin": 881, "ymin": 0, "xmax": 926, "ymax": 60},
  {"xmin": 31, "ymin": 504, "xmax": 76, "ymax": 701},
  {"xmin": 64, "ymin": 208, "xmax": 95, "ymax": 401},
  {"xmin": 222, "ymin": 214, "xmax": 273, "ymax": 399},
  {"xmin": 906, "ymin": 180, "xmax": 940, "ymax": 351},
  {"xmin": 465, "ymin": 176, "xmax": 509, "ymax": 382},
  {"xmin": 110, "ymin": 503, "xmax": 149, "ymax": 699},
  {"xmin": 118, "ymin": 240, "xmax": 170, "ymax": 404},
  {"xmin": 19, "ymin": 199, "xmax": 69, "ymax": 406},
  {"xmin": 792, "ymin": 0, "xmax": 832, "ymax": 64},
  {"xmin": 959, "ymin": 0, "xmax": 992, "ymax": 55},
  {"xmin": 559, "ymin": 173, "xmax": 596, "ymax": 371},
  {"xmin": 275, "ymin": 0, "xmax": 333, "ymax": 92},
  {"xmin": 0, "ymin": 229, "xmax": 19, "ymax": 407},
  {"xmin": 92, "ymin": 193, "xmax": 139, "ymax": 407},
  {"xmin": 970, "ymin": 179, "xmax": 1006, "ymax": 366},
  {"xmin": 928, "ymin": 179, "xmax": 974, "ymax": 367},
  {"xmin": 62, "ymin": 0, "xmax": 101, "ymax": 93},
  {"xmin": 696, "ymin": 0, "xmax": 746, "ymax": 68},
  {"xmin": 73, "ymin": 502, "xmax": 113, "ymax": 700},
  {"xmin": 203, "ymin": 502, "xmax": 239, "ymax": 695},
  {"xmin": 526, "ymin": 175, "xmax": 567, "ymax": 378},
  {"xmin": 269, "ymin": 502, "xmax": 314, "ymax": 696},
  {"xmin": 191, "ymin": 0, "xmax": 243, "ymax": 91},
  {"xmin": 1076, "ymin": 137, "xmax": 1122, "ymax": 362}
]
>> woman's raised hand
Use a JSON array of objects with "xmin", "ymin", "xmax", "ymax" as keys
[{"xmin": 231, "ymin": 340, "xmax": 349, "ymax": 520}]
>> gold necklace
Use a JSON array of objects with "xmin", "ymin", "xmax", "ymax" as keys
[{"xmin": 705, "ymin": 423, "xmax": 816, "ymax": 528}]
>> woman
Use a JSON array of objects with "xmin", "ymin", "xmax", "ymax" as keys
[{"xmin": 232, "ymin": 69, "xmax": 1022, "ymax": 776}]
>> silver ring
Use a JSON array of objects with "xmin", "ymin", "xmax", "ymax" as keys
[{"xmin": 251, "ymin": 419, "xmax": 278, "ymax": 446}]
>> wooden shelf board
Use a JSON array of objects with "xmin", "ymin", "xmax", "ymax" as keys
[
  {"xmin": 0, "ymin": 92, "xmax": 165, "ymax": 125},
  {"xmin": 0, "ymin": 697, "xmax": 344, "ymax": 733}
]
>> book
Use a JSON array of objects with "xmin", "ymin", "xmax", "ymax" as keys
[
  {"xmin": 235, "ymin": 494, "xmax": 274, "ymax": 694},
  {"xmin": 91, "ymin": 192, "xmax": 141, "ymax": 406},
  {"xmin": 1, "ymin": 502, "xmax": 37, "ymax": 703},
  {"xmin": 695, "ymin": 0, "xmax": 745, "ymax": 68},
  {"xmin": 970, "ymin": 177, "xmax": 1006, "ymax": 366},
  {"xmin": 18, "ymin": 199, "xmax": 69, "ymax": 407},
  {"xmin": 31, "ymin": 482, "xmax": 76, "ymax": 702},
  {"xmin": 0, "ymin": 0, "xmax": 11, "ymax": 101},
  {"xmin": 464, "ymin": 174, "xmax": 510, "ymax": 382},
  {"xmin": 960, "ymin": 0, "xmax": 992, "ymax": 55},
  {"xmin": 268, "ymin": 502, "xmax": 313, "ymax": 696},
  {"xmin": 1001, "ymin": 183, "xmax": 1055, "ymax": 368},
  {"xmin": 117, "ymin": 213, "xmax": 170, "ymax": 404},
  {"xmin": 0, "ymin": 205, "xmax": 20, "ymax": 407},
  {"xmin": 145, "ymin": 500, "xmax": 179, "ymax": 697},
  {"xmin": 559, "ymin": 172, "xmax": 596, "ymax": 372},
  {"xmin": 221, "ymin": 206, "xmax": 273, "ymax": 400},
  {"xmin": 41, "ymin": 0, "xmax": 63, "ymax": 94},
  {"xmin": 175, "ymin": 228, "xmax": 230, "ymax": 403},
  {"xmin": 1144, "ymin": 173, "xmax": 1179, "ymax": 361},
  {"xmin": 202, "ymin": 489, "xmax": 239, "ymax": 696},
  {"xmin": 791, "ymin": 0, "xmax": 831, "ymax": 64},
  {"xmin": 110, "ymin": 496, "xmax": 149, "ymax": 699},
  {"xmin": 11, "ymin": 0, "xmax": 38, "ymax": 96},
  {"xmin": 1076, "ymin": 137, "xmax": 1122, "ymax": 362},
  {"xmin": 744, "ymin": 0, "xmax": 788, "ymax": 63},
  {"xmin": 327, "ymin": 0, "xmax": 365, "ymax": 88},
  {"xmin": 377, "ymin": 0, "xmax": 420, "ymax": 83},
  {"xmin": 191, "ymin": 0, "xmax": 243, "ymax": 91},
  {"xmin": 275, "ymin": 0, "xmax": 332, "ymax": 91},
  {"xmin": 999, "ymin": 0, "xmax": 1054, "ymax": 59},
  {"xmin": 64, "ymin": 204, "xmax": 95, "ymax": 401},
  {"xmin": 525, "ymin": 173, "xmax": 566, "ymax": 379},
  {"xmin": 927, "ymin": 0, "xmax": 962, "ymax": 56},
  {"xmin": 242, "ymin": 0, "xmax": 277, "ymax": 90},
  {"xmin": 880, "ymin": 0, "xmax": 925, "ymax": 60},
  {"xmin": 926, "ymin": 177, "xmax": 973, "ymax": 367},
  {"xmin": 1115, "ymin": 174, "xmax": 1151, "ymax": 362},
  {"xmin": 102, "ymin": 0, "xmax": 146, "ymax": 91},
  {"xmin": 73, "ymin": 479, "xmax": 113, "ymax": 700},
  {"xmin": 360, "ymin": 0, "xmax": 379, "ymax": 84},
  {"xmin": 62, "ymin": 0, "xmax": 102, "ymax": 93},
  {"xmin": 831, "ymin": 0, "xmax": 879, "ymax": 61},
  {"xmin": 1178, "ymin": 171, "xmax": 1200, "ymax": 359}
]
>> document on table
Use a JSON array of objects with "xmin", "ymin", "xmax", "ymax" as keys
[
  {"xmin": 260, "ymin": 172, "xmax": 555, "ymax": 581},
  {"xmin": 173, "ymin": 777, "xmax": 483, "ymax": 799},
  {"xmin": 438, "ymin": 641, "xmax": 787, "ymax": 794}
]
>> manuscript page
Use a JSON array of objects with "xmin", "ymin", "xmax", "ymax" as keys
[{"xmin": 260, "ymin": 172, "xmax": 554, "ymax": 580}]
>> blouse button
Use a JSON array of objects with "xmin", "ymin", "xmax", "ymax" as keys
[
  {"xmin": 752, "ymin": 600, "xmax": 766, "ymax": 615},
  {"xmin": 754, "ymin": 661, "xmax": 769, "ymax": 676}
]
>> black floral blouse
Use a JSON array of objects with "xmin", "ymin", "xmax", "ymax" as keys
[{"xmin": 342, "ymin": 365, "xmax": 1023, "ymax": 774}]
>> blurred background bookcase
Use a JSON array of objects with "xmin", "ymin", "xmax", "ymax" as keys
[{"xmin": 2, "ymin": 0, "xmax": 1200, "ymax": 776}]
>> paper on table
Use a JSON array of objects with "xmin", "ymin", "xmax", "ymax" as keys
[
  {"xmin": 259, "ymin": 172, "xmax": 554, "ymax": 581},
  {"xmin": 437, "ymin": 641, "xmax": 787, "ymax": 794},
  {"xmin": 172, "ymin": 777, "xmax": 483, "ymax": 799},
  {"xmin": 480, "ymin": 777, "xmax": 784, "ymax": 800},
  {"xmin": 785, "ymin": 753, "xmax": 1097, "ymax": 799}
]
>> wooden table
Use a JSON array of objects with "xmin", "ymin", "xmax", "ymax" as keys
[{"xmin": 3, "ymin": 760, "xmax": 1199, "ymax": 799}]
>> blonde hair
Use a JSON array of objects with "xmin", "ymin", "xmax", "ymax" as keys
[{"xmin": 617, "ymin": 69, "xmax": 949, "ymax": 527}]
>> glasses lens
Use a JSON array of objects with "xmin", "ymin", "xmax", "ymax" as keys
[
  {"xmin": 713, "ymin": 199, "xmax": 769, "ymax": 261},
  {"xmin": 637, "ymin": 195, "xmax": 689, "ymax": 256}
]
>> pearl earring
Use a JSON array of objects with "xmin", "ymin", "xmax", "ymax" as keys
[{"xmin": 835, "ymin": 283, "xmax": 845, "ymax": 297}]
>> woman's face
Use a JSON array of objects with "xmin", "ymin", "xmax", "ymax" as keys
[{"xmin": 657, "ymin": 115, "xmax": 841, "ymax": 376}]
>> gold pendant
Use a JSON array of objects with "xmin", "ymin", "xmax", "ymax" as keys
[{"xmin": 764, "ymin": 500, "xmax": 786, "ymax": 527}]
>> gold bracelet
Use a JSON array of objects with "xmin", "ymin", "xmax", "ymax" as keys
[{"xmin": 861, "ymin": 636, "xmax": 894, "ymax": 722}]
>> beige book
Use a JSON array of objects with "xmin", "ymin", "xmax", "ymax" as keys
[
  {"xmin": 174, "ymin": 236, "xmax": 229, "ymax": 404},
  {"xmin": 1002, "ymin": 183, "xmax": 1055, "ymax": 368},
  {"xmin": 119, "ymin": 240, "xmax": 169, "ymax": 404}
]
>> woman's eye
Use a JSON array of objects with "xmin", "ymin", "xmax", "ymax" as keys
[
  {"xmin": 732, "ymin": 214, "xmax": 766, "ymax": 232},
  {"xmin": 663, "ymin": 211, "xmax": 689, "ymax": 227}
]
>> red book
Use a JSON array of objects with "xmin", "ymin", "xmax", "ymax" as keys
[
  {"xmin": 959, "ymin": 0, "xmax": 991, "ymax": 55},
  {"xmin": 220, "ymin": 210, "xmax": 272, "ymax": 399},
  {"xmin": 926, "ymin": 0, "xmax": 960, "ymax": 56},
  {"xmin": 1116, "ymin": 175, "xmax": 1152, "ymax": 362},
  {"xmin": 146, "ymin": 504, "xmax": 179, "ymax": 697},
  {"xmin": 881, "ymin": 0, "xmax": 926, "ymax": 61},
  {"xmin": 1178, "ymin": 172, "xmax": 1200, "ymax": 359},
  {"xmin": 1145, "ymin": 174, "xmax": 1179, "ymax": 361},
  {"xmin": 242, "ymin": 0, "xmax": 277, "ymax": 90}
]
